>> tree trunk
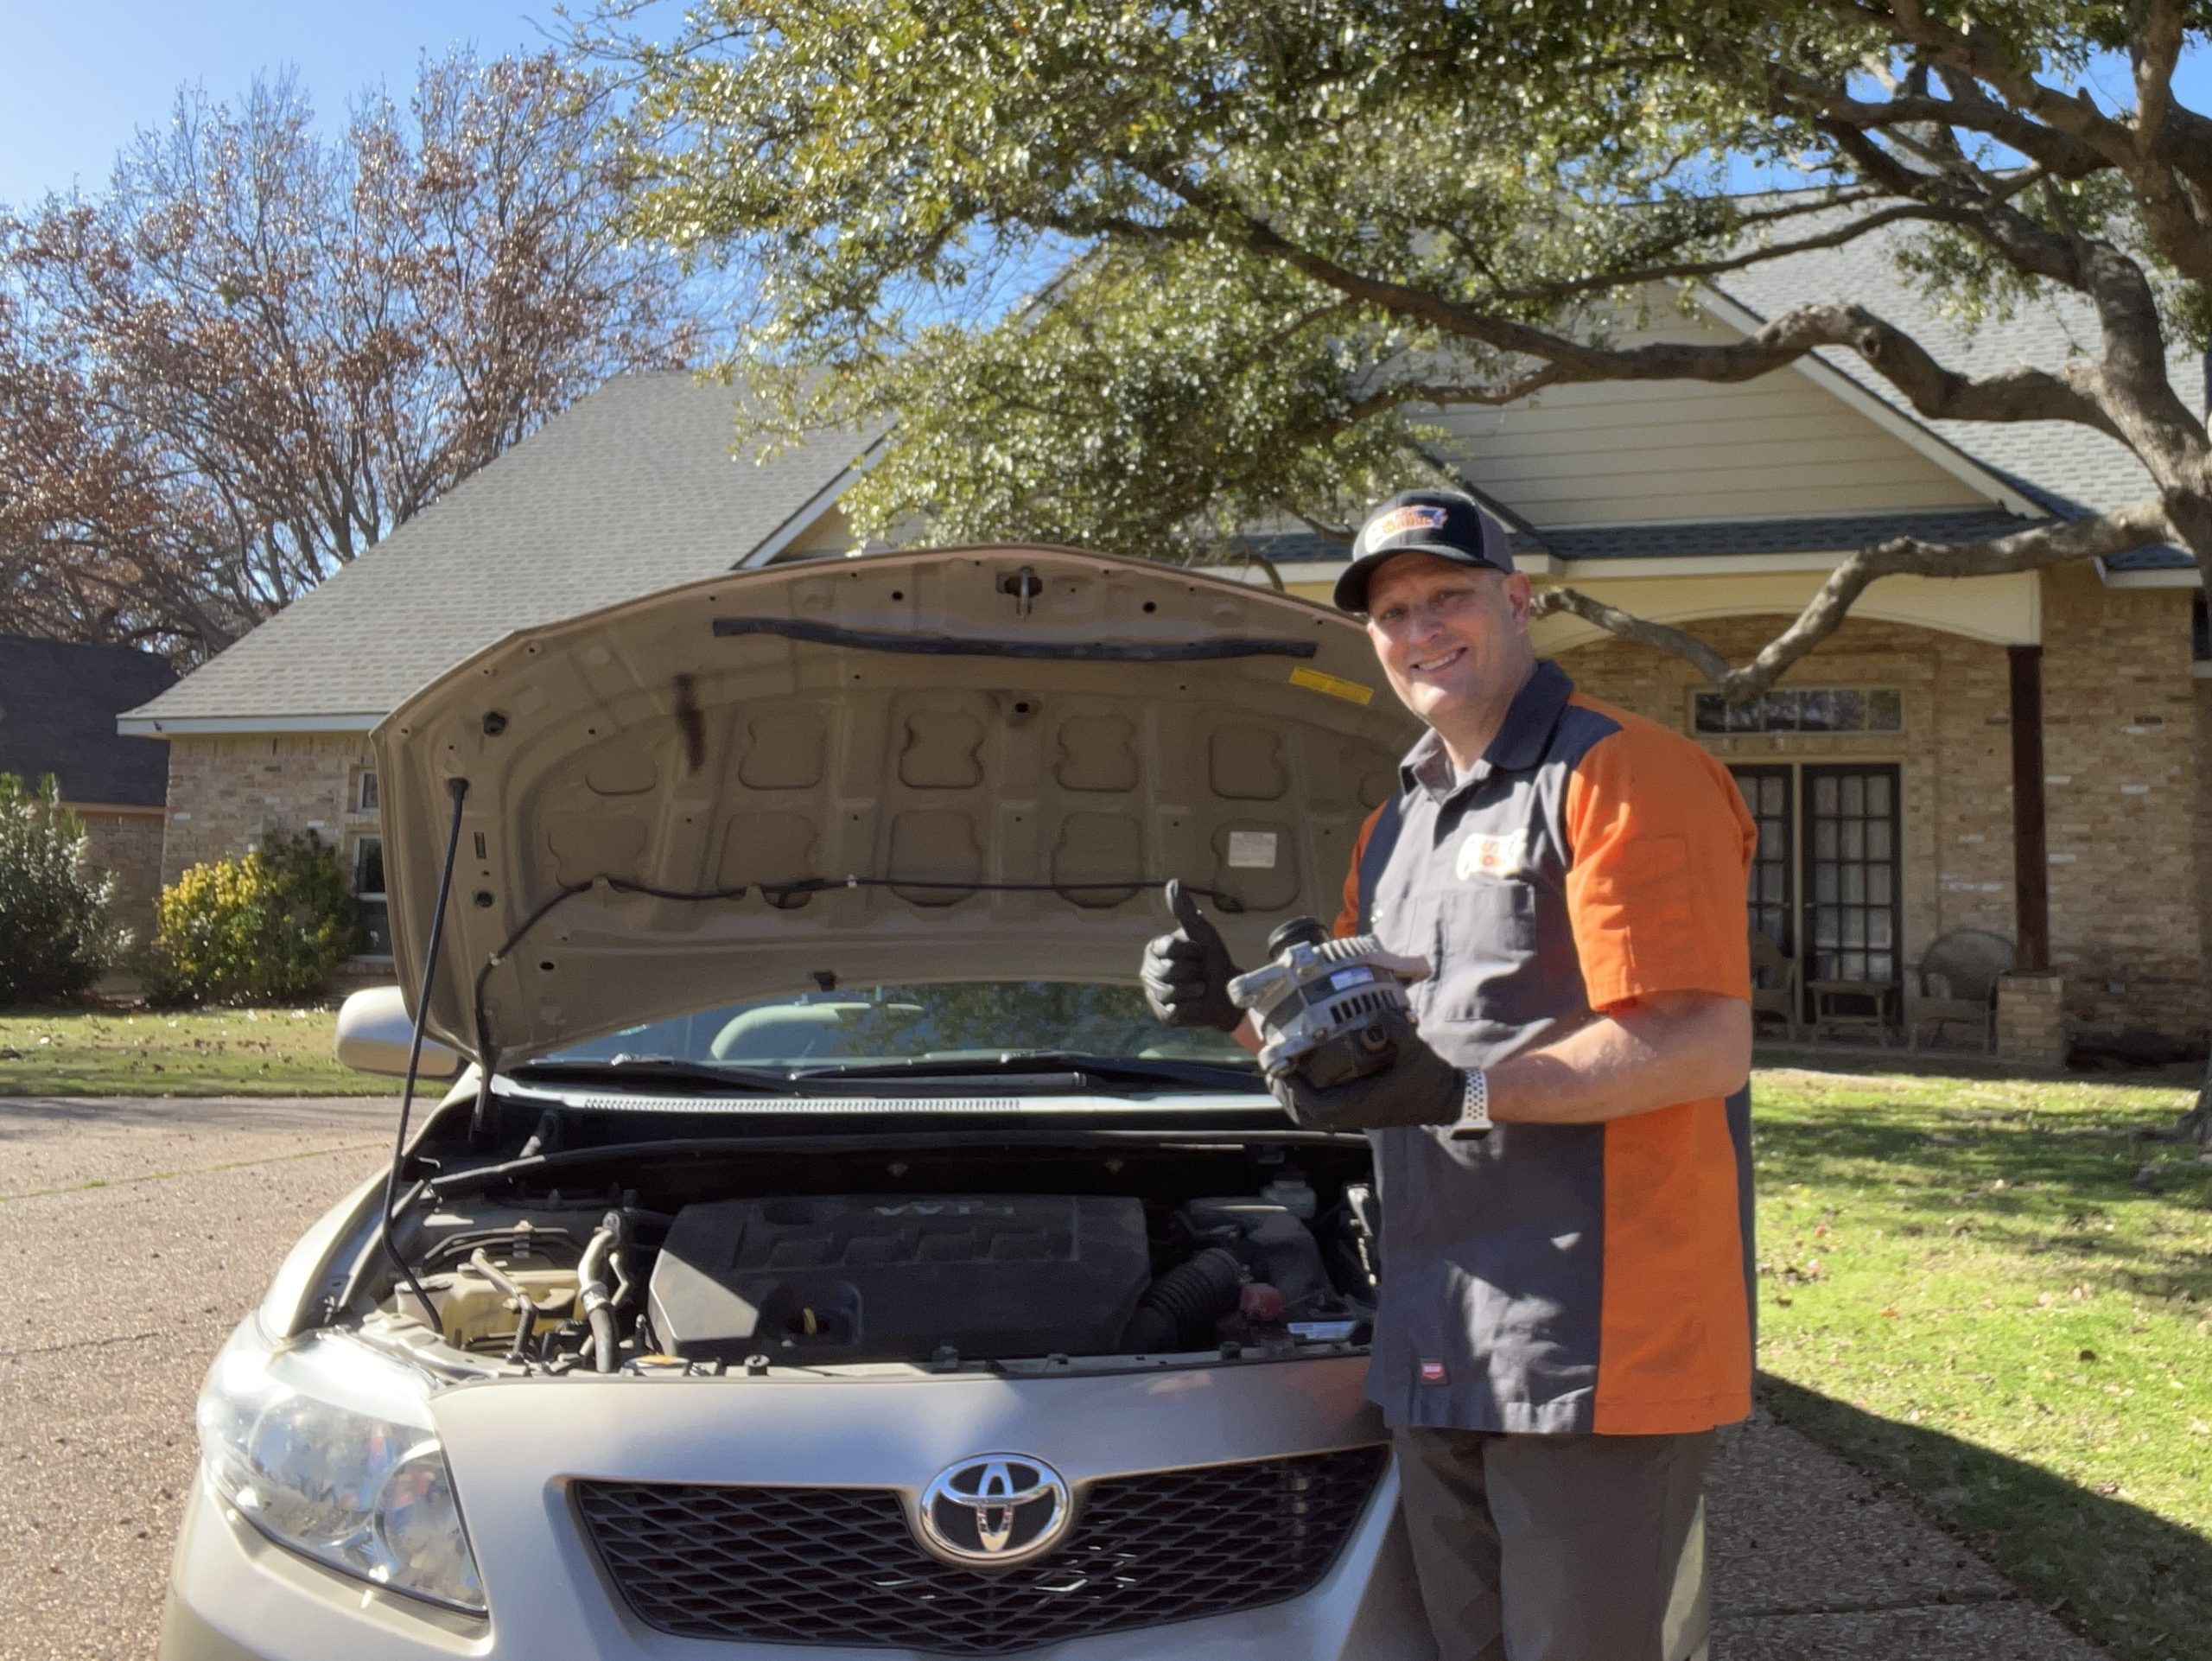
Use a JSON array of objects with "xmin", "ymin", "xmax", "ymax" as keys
[{"xmin": 2170, "ymin": 493, "xmax": 2212, "ymax": 1144}]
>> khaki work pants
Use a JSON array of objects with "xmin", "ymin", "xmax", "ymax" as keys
[{"xmin": 1393, "ymin": 1426, "xmax": 1713, "ymax": 1661}]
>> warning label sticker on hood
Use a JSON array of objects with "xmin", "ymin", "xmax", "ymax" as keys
[{"xmin": 1227, "ymin": 830, "xmax": 1281, "ymax": 869}]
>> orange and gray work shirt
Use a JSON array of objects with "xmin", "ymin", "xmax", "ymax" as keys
[{"xmin": 1333, "ymin": 659, "xmax": 1758, "ymax": 1435}]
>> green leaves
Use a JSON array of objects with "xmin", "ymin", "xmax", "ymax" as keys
[
  {"xmin": 593, "ymin": 0, "xmax": 2209, "ymax": 567},
  {"xmin": 0, "ymin": 773, "xmax": 120, "ymax": 1006},
  {"xmin": 143, "ymin": 829, "xmax": 357, "ymax": 1007}
]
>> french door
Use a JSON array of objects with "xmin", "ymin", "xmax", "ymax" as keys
[
  {"xmin": 1729, "ymin": 762, "xmax": 1903, "ymax": 992},
  {"xmin": 1732, "ymin": 766, "xmax": 1794, "ymax": 955},
  {"xmin": 1802, "ymin": 766, "xmax": 1901, "ymax": 986}
]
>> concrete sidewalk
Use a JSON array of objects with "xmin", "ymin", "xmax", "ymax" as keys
[
  {"xmin": 1709, "ymin": 1410, "xmax": 2104, "ymax": 1659},
  {"xmin": 0, "ymin": 1093, "xmax": 2113, "ymax": 1660}
]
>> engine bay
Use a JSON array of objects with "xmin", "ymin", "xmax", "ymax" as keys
[{"xmin": 365, "ymin": 1142, "xmax": 1378, "ymax": 1376}]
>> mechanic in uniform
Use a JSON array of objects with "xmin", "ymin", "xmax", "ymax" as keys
[{"xmin": 1141, "ymin": 488, "xmax": 1758, "ymax": 1661}]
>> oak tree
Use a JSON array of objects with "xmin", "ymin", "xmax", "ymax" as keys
[{"xmin": 605, "ymin": 0, "xmax": 2212, "ymax": 1115}]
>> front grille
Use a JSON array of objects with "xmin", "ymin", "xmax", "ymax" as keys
[{"xmin": 575, "ymin": 1447, "xmax": 1387, "ymax": 1655}]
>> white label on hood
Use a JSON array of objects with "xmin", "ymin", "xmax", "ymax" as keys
[{"xmin": 1228, "ymin": 830, "xmax": 1280, "ymax": 869}]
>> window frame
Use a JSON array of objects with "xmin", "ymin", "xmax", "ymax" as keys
[
  {"xmin": 1690, "ymin": 686, "xmax": 1904, "ymax": 736},
  {"xmin": 350, "ymin": 832, "xmax": 391, "ymax": 961}
]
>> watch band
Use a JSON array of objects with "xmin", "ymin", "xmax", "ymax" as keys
[{"xmin": 1449, "ymin": 1066, "xmax": 1491, "ymax": 1141}]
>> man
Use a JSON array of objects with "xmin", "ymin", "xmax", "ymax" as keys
[{"xmin": 1141, "ymin": 487, "xmax": 1758, "ymax": 1661}]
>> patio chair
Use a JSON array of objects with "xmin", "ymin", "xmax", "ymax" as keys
[
  {"xmin": 1747, "ymin": 930, "xmax": 1801, "ymax": 1042},
  {"xmin": 1904, "ymin": 928, "xmax": 2015, "ymax": 1053}
]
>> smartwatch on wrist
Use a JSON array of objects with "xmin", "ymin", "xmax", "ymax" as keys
[{"xmin": 1448, "ymin": 1066, "xmax": 1491, "ymax": 1141}]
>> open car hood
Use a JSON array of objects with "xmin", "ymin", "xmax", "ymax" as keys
[{"xmin": 374, "ymin": 546, "xmax": 1418, "ymax": 1066}]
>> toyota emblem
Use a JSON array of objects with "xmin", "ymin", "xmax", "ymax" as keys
[{"xmin": 916, "ymin": 1455, "xmax": 1072, "ymax": 1566}]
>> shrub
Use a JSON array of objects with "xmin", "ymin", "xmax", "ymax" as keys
[
  {"xmin": 0, "ymin": 773, "xmax": 122, "ymax": 1005},
  {"xmin": 145, "ymin": 829, "xmax": 357, "ymax": 1005}
]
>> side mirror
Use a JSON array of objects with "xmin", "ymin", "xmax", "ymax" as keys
[{"xmin": 334, "ymin": 984, "xmax": 466, "ymax": 1080}]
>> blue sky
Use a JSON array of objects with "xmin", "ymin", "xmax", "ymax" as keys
[
  {"xmin": 3, "ymin": 5, "xmax": 2206, "ymax": 212},
  {"xmin": 0, "ymin": 0, "xmax": 563, "ymax": 207}
]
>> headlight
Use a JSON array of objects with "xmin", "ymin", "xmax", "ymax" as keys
[{"xmin": 196, "ymin": 1321, "xmax": 486, "ymax": 1613}]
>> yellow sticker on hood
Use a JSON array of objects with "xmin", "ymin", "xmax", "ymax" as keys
[{"xmin": 1289, "ymin": 665, "xmax": 1376, "ymax": 706}]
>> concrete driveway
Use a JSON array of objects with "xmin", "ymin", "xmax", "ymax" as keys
[{"xmin": 0, "ymin": 1094, "xmax": 2108, "ymax": 1660}]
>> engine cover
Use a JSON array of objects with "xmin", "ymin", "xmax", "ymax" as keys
[{"xmin": 646, "ymin": 1194, "xmax": 1152, "ymax": 1364}]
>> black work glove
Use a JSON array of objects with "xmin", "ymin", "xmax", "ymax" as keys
[
  {"xmin": 1140, "ymin": 879, "xmax": 1243, "ymax": 1032},
  {"xmin": 1268, "ymin": 1009, "xmax": 1463, "ymax": 1131}
]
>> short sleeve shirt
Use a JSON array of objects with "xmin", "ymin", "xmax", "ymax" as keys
[{"xmin": 1335, "ymin": 660, "xmax": 1758, "ymax": 1435}]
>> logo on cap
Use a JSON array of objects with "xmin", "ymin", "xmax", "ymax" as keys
[{"xmin": 1360, "ymin": 504, "xmax": 1449, "ymax": 552}]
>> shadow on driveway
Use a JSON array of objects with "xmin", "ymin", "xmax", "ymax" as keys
[{"xmin": 1762, "ymin": 1376, "xmax": 2207, "ymax": 1661}]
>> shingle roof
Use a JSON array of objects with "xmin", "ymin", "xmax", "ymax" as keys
[
  {"xmin": 1712, "ymin": 213, "xmax": 2203, "ymax": 570},
  {"xmin": 126, "ymin": 374, "xmax": 882, "ymax": 725},
  {"xmin": 0, "ymin": 636, "xmax": 175, "ymax": 805}
]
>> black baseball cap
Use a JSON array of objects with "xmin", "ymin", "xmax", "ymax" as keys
[{"xmin": 1333, "ymin": 487, "xmax": 1513, "ymax": 612}]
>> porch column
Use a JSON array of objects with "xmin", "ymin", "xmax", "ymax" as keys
[
  {"xmin": 1998, "ymin": 644, "xmax": 2066, "ymax": 1066},
  {"xmin": 2006, "ymin": 645, "xmax": 2050, "ymax": 971}
]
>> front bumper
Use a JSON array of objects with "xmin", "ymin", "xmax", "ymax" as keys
[{"xmin": 162, "ymin": 1356, "xmax": 1435, "ymax": 1661}]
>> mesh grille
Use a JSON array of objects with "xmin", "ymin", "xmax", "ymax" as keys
[{"xmin": 575, "ymin": 1447, "xmax": 1386, "ymax": 1654}]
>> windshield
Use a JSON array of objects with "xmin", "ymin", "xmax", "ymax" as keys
[{"xmin": 531, "ymin": 981, "xmax": 1253, "ymax": 1072}]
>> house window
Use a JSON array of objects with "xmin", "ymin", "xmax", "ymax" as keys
[
  {"xmin": 353, "ymin": 768, "xmax": 379, "ymax": 814},
  {"xmin": 353, "ymin": 835, "xmax": 391, "ymax": 957},
  {"xmin": 1693, "ymin": 687, "xmax": 1903, "ymax": 735},
  {"xmin": 1729, "ymin": 761, "xmax": 1905, "ymax": 1004}
]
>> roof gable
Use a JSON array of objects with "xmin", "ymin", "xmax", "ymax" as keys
[
  {"xmin": 1711, "ymin": 216, "xmax": 2202, "ymax": 569},
  {"xmin": 128, "ymin": 374, "xmax": 880, "ymax": 728},
  {"xmin": 1420, "ymin": 294, "xmax": 2005, "ymax": 530}
]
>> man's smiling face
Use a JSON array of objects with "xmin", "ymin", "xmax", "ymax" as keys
[{"xmin": 1363, "ymin": 552, "xmax": 1535, "ymax": 736}]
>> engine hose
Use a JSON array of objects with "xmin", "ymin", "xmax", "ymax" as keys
[
  {"xmin": 586, "ymin": 1302, "xmax": 620, "ymax": 1373},
  {"xmin": 1120, "ymin": 1247, "xmax": 1244, "ymax": 1353}
]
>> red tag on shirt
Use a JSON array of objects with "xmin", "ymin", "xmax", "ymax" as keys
[{"xmin": 1419, "ymin": 1360, "xmax": 1447, "ymax": 1384}]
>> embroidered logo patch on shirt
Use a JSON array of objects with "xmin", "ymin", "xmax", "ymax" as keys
[
  {"xmin": 1455, "ymin": 829, "xmax": 1529, "ymax": 881},
  {"xmin": 1419, "ymin": 1359, "xmax": 1448, "ymax": 1384}
]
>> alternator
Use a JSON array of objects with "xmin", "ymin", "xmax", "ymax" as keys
[{"xmin": 1228, "ymin": 919, "xmax": 1433, "ymax": 1087}]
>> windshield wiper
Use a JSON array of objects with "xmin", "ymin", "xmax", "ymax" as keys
[
  {"xmin": 505, "ymin": 1056, "xmax": 807, "ymax": 1093},
  {"xmin": 792, "ymin": 1053, "xmax": 1265, "ymax": 1091}
]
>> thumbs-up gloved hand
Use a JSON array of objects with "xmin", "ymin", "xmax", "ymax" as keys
[{"xmin": 1140, "ymin": 880, "xmax": 1244, "ymax": 1032}]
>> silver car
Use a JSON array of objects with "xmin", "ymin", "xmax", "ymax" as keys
[{"xmin": 162, "ymin": 546, "xmax": 1435, "ymax": 1659}]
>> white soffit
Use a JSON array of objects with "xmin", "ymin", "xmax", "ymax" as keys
[
  {"xmin": 1529, "ymin": 568, "xmax": 2041, "ymax": 650},
  {"xmin": 1280, "ymin": 562, "xmax": 2043, "ymax": 647},
  {"xmin": 2102, "ymin": 563, "xmax": 2202, "ymax": 589}
]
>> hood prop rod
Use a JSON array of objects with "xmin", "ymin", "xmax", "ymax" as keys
[{"xmin": 379, "ymin": 776, "xmax": 469, "ymax": 1329}]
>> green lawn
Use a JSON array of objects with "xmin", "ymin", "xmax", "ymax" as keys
[
  {"xmin": 0, "ymin": 1005, "xmax": 369, "ymax": 1095},
  {"xmin": 2, "ymin": 1010, "xmax": 2206, "ymax": 1647},
  {"xmin": 1751, "ymin": 1062, "xmax": 2211, "ymax": 1661}
]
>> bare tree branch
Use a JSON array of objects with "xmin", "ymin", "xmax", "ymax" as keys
[
  {"xmin": 1130, "ymin": 164, "xmax": 2125, "ymax": 440},
  {"xmin": 1530, "ymin": 588, "xmax": 1735, "ymax": 682},
  {"xmin": 1470, "ymin": 204, "xmax": 1946, "ymax": 309},
  {"xmin": 0, "ymin": 52, "xmax": 701, "ymax": 659}
]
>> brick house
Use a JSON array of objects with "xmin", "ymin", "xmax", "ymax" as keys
[
  {"xmin": 119, "ymin": 236, "xmax": 2212, "ymax": 1059},
  {"xmin": 0, "ymin": 634, "xmax": 176, "ymax": 945}
]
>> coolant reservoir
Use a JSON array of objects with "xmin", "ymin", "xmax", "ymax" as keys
[{"xmin": 423, "ymin": 1265, "xmax": 582, "ymax": 1348}]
